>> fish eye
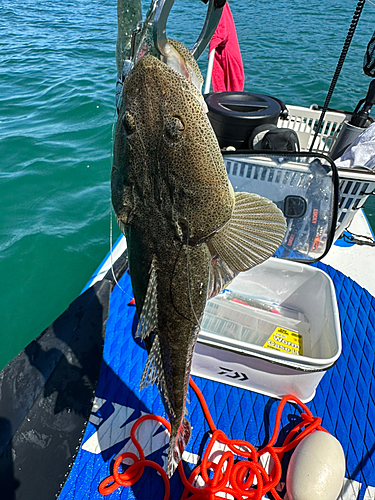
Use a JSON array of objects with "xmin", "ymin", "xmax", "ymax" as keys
[
  {"xmin": 122, "ymin": 110, "xmax": 136, "ymax": 135},
  {"xmin": 165, "ymin": 115, "xmax": 185, "ymax": 141}
]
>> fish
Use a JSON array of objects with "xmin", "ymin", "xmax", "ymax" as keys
[{"xmin": 111, "ymin": 39, "xmax": 286, "ymax": 477}]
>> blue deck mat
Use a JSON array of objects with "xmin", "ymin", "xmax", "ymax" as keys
[{"xmin": 59, "ymin": 263, "xmax": 375, "ymax": 500}]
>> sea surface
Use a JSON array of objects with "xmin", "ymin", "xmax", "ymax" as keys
[{"xmin": 1, "ymin": 0, "xmax": 375, "ymax": 370}]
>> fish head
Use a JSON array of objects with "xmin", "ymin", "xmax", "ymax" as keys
[{"xmin": 112, "ymin": 47, "xmax": 234, "ymax": 245}]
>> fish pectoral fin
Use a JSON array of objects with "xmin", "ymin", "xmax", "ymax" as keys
[
  {"xmin": 210, "ymin": 192, "xmax": 286, "ymax": 273},
  {"xmin": 135, "ymin": 258, "xmax": 158, "ymax": 340},
  {"xmin": 167, "ymin": 417, "xmax": 192, "ymax": 478},
  {"xmin": 140, "ymin": 335, "xmax": 175, "ymax": 416}
]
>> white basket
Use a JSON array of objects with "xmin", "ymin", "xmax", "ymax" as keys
[
  {"xmin": 278, "ymin": 105, "xmax": 375, "ymax": 238},
  {"xmin": 277, "ymin": 105, "xmax": 347, "ymax": 153},
  {"xmin": 335, "ymin": 169, "xmax": 375, "ymax": 238}
]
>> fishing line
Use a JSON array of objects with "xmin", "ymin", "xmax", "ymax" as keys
[
  {"xmin": 109, "ymin": 212, "xmax": 131, "ymax": 298},
  {"xmin": 185, "ymin": 233, "xmax": 202, "ymax": 328},
  {"xmin": 108, "ymin": 107, "xmax": 133, "ymax": 300}
]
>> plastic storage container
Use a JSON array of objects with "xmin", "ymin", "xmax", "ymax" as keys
[
  {"xmin": 191, "ymin": 258, "xmax": 341, "ymax": 402},
  {"xmin": 224, "ymin": 152, "xmax": 337, "ymax": 261}
]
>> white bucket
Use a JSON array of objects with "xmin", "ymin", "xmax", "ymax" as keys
[{"xmin": 191, "ymin": 258, "xmax": 341, "ymax": 402}]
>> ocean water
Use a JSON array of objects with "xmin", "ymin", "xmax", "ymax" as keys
[{"xmin": 1, "ymin": 0, "xmax": 375, "ymax": 370}]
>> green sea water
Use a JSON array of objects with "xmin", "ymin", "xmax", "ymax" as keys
[{"xmin": 1, "ymin": 0, "xmax": 375, "ymax": 371}]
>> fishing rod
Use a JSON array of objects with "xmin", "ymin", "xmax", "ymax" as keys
[
  {"xmin": 309, "ymin": 0, "xmax": 366, "ymax": 153},
  {"xmin": 329, "ymin": 27, "xmax": 375, "ymax": 160}
]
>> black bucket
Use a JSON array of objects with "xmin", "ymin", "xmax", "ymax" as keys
[{"xmin": 205, "ymin": 91, "xmax": 282, "ymax": 149}]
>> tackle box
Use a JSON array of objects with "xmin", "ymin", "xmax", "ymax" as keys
[{"xmin": 192, "ymin": 258, "xmax": 341, "ymax": 402}]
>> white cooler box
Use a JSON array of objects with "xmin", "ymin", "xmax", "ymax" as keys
[{"xmin": 191, "ymin": 258, "xmax": 341, "ymax": 402}]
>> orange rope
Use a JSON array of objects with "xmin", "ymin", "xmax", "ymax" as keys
[{"xmin": 98, "ymin": 378, "xmax": 327, "ymax": 498}]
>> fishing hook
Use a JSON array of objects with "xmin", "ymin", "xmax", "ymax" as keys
[{"xmin": 153, "ymin": 0, "xmax": 226, "ymax": 60}]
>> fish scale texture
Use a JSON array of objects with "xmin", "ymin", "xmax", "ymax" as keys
[{"xmin": 58, "ymin": 264, "xmax": 375, "ymax": 500}]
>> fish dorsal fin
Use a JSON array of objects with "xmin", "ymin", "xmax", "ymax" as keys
[
  {"xmin": 210, "ymin": 192, "xmax": 286, "ymax": 273},
  {"xmin": 208, "ymin": 256, "xmax": 239, "ymax": 299},
  {"xmin": 140, "ymin": 335, "xmax": 175, "ymax": 417},
  {"xmin": 135, "ymin": 258, "xmax": 158, "ymax": 340}
]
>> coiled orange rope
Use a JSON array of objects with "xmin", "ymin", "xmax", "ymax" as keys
[{"xmin": 99, "ymin": 377, "xmax": 326, "ymax": 499}]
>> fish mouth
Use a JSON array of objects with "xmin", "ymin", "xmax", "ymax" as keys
[{"xmin": 160, "ymin": 40, "xmax": 203, "ymax": 93}]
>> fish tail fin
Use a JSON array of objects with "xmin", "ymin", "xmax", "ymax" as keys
[{"xmin": 167, "ymin": 417, "xmax": 191, "ymax": 478}]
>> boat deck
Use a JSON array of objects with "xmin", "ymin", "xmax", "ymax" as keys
[
  {"xmin": 323, "ymin": 209, "xmax": 375, "ymax": 297},
  {"xmin": 58, "ymin": 254, "xmax": 375, "ymax": 500}
]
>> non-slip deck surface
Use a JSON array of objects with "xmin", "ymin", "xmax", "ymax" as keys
[{"xmin": 59, "ymin": 263, "xmax": 375, "ymax": 500}]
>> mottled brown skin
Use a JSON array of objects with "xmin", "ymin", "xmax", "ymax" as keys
[
  {"xmin": 111, "ymin": 53, "xmax": 234, "ymax": 470},
  {"xmin": 111, "ymin": 54, "xmax": 234, "ymax": 244}
]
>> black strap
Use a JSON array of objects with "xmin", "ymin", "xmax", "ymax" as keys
[{"xmin": 364, "ymin": 30, "xmax": 375, "ymax": 77}]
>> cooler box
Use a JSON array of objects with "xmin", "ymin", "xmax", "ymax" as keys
[{"xmin": 191, "ymin": 258, "xmax": 341, "ymax": 402}]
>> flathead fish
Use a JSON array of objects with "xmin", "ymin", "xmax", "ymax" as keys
[{"xmin": 111, "ymin": 39, "xmax": 286, "ymax": 477}]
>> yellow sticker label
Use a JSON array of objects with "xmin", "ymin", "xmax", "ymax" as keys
[{"xmin": 263, "ymin": 327, "xmax": 303, "ymax": 356}]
